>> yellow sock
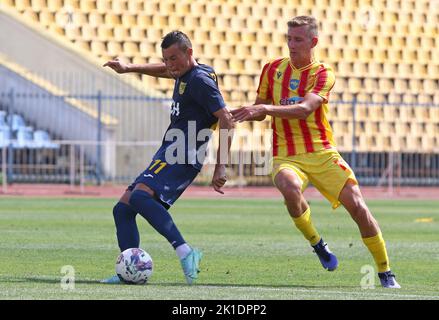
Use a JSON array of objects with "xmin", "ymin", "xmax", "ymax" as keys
[
  {"xmin": 292, "ymin": 208, "xmax": 321, "ymax": 246},
  {"xmin": 362, "ymin": 233, "xmax": 390, "ymax": 273}
]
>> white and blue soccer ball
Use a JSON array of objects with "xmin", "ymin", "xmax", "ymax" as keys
[{"xmin": 115, "ymin": 248, "xmax": 153, "ymax": 284}]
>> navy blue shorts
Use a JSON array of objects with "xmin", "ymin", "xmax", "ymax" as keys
[{"xmin": 127, "ymin": 158, "xmax": 200, "ymax": 209}]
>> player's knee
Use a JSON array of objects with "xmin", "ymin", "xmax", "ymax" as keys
[
  {"xmin": 128, "ymin": 189, "xmax": 152, "ymax": 211},
  {"xmin": 276, "ymin": 177, "xmax": 302, "ymax": 199},
  {"xmin": 113, "ymin": 202, "xmax": 134, "ymax": 221}
]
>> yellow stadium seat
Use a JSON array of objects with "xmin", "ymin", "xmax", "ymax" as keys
[
  {"xmin": 387, "ymin": 49, "xmax": 402, "ymax": 63},
  {"xmin": 343, "ymin": 47, "xmax": 358, "ymax": 62},
  {"xmin": 413, "ymin": 63, "xmax": 428, "ymax": 78},
  {"xmin": 213, "ymin": 58, "xmax": 229, "ymax": 72},
  {"xmin": 81, "ymin": 25, "xmax": 97, "ymax": 41},
  {"xmin": 400, "ymin": 106, "xmax": 416, "ymax": 122},
  {"xmin": 47, "ymin": 0, "xmax": 63, "ymax": 12},
  {"xmin": 79, "ymin": 0, "xmax": 95, "ymax": 12},
  {"xmin": 408, "ymin": 79, "xmax": 422, "ymax": 92},
  {"xmin": 95, "ymin": 0, "xmax": 110, "ymax": 13},
  {"xmin": 229, "ymin": 58, "xmax": 245, "ymax": 73},
  {"xmin": 372, "ymin": 48, "xmax": 387, "ymax": 63},
  {"xmin": 121, "ymin": 13, "xmax": 137, "ymax": 28},
  {"xmin": 246, "ymin": 17, "xmax": 262, "ymax": 30},
  {"xmin": 97, "ymin": 25, "xmax": 113, "ymax": 41},
  {"xmin": 388, "ymin": 93, "xmax": 401, "ymax": 104},
  {"xmin": 123, "ymin": 42, "xmax": 139, "ymax": 58},
  {"xmin": 427, "ymin": 63, "xmax": 439, "ymax": 79},
  {"xmin": 152, "ymin": 15, "xmax": 168, "ymax": 29},
  {"xmin": 332, "ymin": 121, "xmax": 350, "ymax": 134},
  {"xmin": 397, "ymin": 63, "xmax": 412, "ymax": 78},
  {"xmin": 64, "ymin": 0, "xmax": 80, "ymax": 10},
  {"xmin": 213, "ymin": 15, "xmax": 230, "ymax": 31},
  {"xmin": 423, "ymin": 80, "xmax": 438, "ymax": 94},
  {"xmin": 189, "ymin": 1, "xmax": 205, "ymax": 16},
  {"xmin": 74, "ymin": 40, "xmax": 90, "ymax": 52},
  {"xmin": 241, "ymin": 32, "xmax": 257, "ymax": 45},
  {"xmin": 377, "ymin": 78, "xmax": 392, "ymax": 94},
  {"xmin": 222, "ymin": 74, "xmax": 239, "ymax": 91},
  {"xmin": 367, "ymin": 61, "xmax": 383, "ymax": 76},
  {"xmin": 402, "ymin": 93, "xmax": 417, "ymax": 104},
  {"xmin": 132, "ymin": 56, "xmax": 146, "ymax": 65},
  {"xmin": 15, "ymin": 0, "xmax": 31, "ymax": 12},
  {"xmin": 348, "ymin": 78, "xmax": 361, "ymax": 93},
  {"xmin": 238, "ymin": 75, "xmax": 256, "ymax": 92},
  {"xmin": 205, "ymin": 2, "xmax": 221, "ymax": 16},
  {"xmin": 247, "ymin": 91, "xmax": 257, "ymax": 103},
  {"xmin": 104, "ymin": 13, "xmax": 121, "ymax": 26},
  {"xmin": 368, "ymin": 105, "xmax": 384, "ymax": 122},
  {"xmin": 379, "ymin": 122, "xmax": 395, "ymax": 136},
  {"xmin": 31, "ymin": 0, "xmax": 45, "ymax": 12},
  {"xmin": 39, "ymin": 10, "xmax": 55, "ymax": 27},
  {"xmin": 235, "ymin": 44, "xmax": 251, "ymax": 58},
  {"xmin": 414, "ymin": 106, "xmax": 429, "ymax": 123},
  {"xmin": 113, "ymin": 26, "xmax": 129, "ymax": 41},
  {"xmin": 64, "ymin": 25, "xmax": 81, "ymax": 40},
  {"xmin": 111, "ymin": 0, "xmax": 128, "ymax": 14},
  {"xmin": 395, "ymin": 122, "xmax": 410, "ymax": 136},
  {"xmin": 231, "ymin": 91, "xmax": 246, "ymax": 104},
  {"xmin": 107, "ymin": 41, "xmax": 123, "ymax": 57},
  {"xmin": 218, "ymin": 43, "xmax": 234, "ymax": 58},
  {"xmin": 418, "ymin": 94, "xmax": 433, "ymax": 105},
  {"xmin": 88, "ymin": 12, "xmax": 104, "ymax": 27},
  {"xmin": 200, "ymin": 16, "xmax": 215, "ymax": 29},
  {"xmin": 22, "ymin": 8, "xmax": 39, "ymax": 22},
  {"xmin": 90, "ymin": 40, "xmax": 107, "ymax": 56},
  {"xmin": 425, "ymin": 123, "xmax": 439, "ymax": 135},
  {"xmin": 402, "ymin": 48, "xmax": 417, "ymax": 63},
  {"xmin": 127, "ymin": 0, "xmax": 143, "ymax": 14},
  {"xmin": 394, "ymin": 79, "xmax": 408, "ymax": 94},
  {"xmin": 203, "ymin": 43, "xmax": 220, "ymax": 57},
  {"xmin": 136, "ymin": 13, "xmax": 152, "ymax": 29},
  {"xmin": 421, "ymin": 137, "xmax": 436, "ymax": 152},
  {"xmin": 383, "ymin": 106, "xmax": 398, "ymax": 121},
  {"xmin": 130, "ymin": 26, "xmax": 146, "ymax": 42},
  {"xmin": 146, "ymin": 28, "xmax": 162, "ymax": 43},
  {"xmin": 209, "ymin": 30, "xmax": 226, "ymax": 44}
]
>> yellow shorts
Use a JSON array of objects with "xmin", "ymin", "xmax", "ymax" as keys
[{"xmin": 271, "ymin": 149, "xmax": 358, "ymax": 209}]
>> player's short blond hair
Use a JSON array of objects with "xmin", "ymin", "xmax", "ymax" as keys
[{"xmin": 287, "ymin": 16, "xmax": 318, "ymax": 38}]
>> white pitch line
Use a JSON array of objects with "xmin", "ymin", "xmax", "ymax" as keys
[{"xmin": 199, "ymin": 285, "xmax": 439, "ymax": 299}]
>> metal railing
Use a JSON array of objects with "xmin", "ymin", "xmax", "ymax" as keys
[{"xmin": 1, "ymin": 88, "xmax": 439, "ymax": 190}]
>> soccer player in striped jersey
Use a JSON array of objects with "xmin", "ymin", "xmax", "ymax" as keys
[{"xmin": 232, "ymin": 16, "xmax": 400, "ymax": 288}]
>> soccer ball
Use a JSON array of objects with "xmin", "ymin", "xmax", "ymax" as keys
[{"xmin": 115, "ymin": 248, "xmax": 153, "ymax": 284}]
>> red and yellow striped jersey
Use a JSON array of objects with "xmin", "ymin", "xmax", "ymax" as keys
[{"xmin": 257, "ymin": 57, "xmax": 336, "ymax": 157}]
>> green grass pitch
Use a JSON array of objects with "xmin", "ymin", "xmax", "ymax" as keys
[{"xmin": 0, "ymin": 197, "xmax": 438, "ymax": 300}]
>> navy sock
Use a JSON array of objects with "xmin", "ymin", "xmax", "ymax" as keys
[
  {"xmin": 129, "ymin": 189, "xmax": 186, "ymax": 249},
  {"xmin": 113, "ymin": 202, "xmax": 140, "ymax": 251}
]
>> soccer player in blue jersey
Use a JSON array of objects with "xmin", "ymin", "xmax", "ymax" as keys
[{"xmin": 102, "ymin": 31, "xmax": 234, "ymax": 284}]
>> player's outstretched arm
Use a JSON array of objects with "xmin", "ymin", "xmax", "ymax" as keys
[
  {"xmin": 212, "ymin": 107, "xmax": 235, "ymax": 194},
  {"xmin": 230, "ymin": 97, "xmax": 269, "ymax": 122},
  {"xmin": 232, "ymin": 94, "xmax": 323, "ymax": 122},
  {"xmin": 103, "ymin": 57, "xmax": 172, "ymax": 78}
]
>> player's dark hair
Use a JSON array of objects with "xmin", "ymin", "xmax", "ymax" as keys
[
  {"xmin": 161, "ymin": 31, "xmax": 192, "ymax": 51},
  {"xmin": 287, "ymin": 16, "xmax": 318, "ymax": 37}
]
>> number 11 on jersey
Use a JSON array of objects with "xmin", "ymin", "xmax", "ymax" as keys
[{"xmin": 148, "ymin": 160, "xmax": 167, "ymax": 174}]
